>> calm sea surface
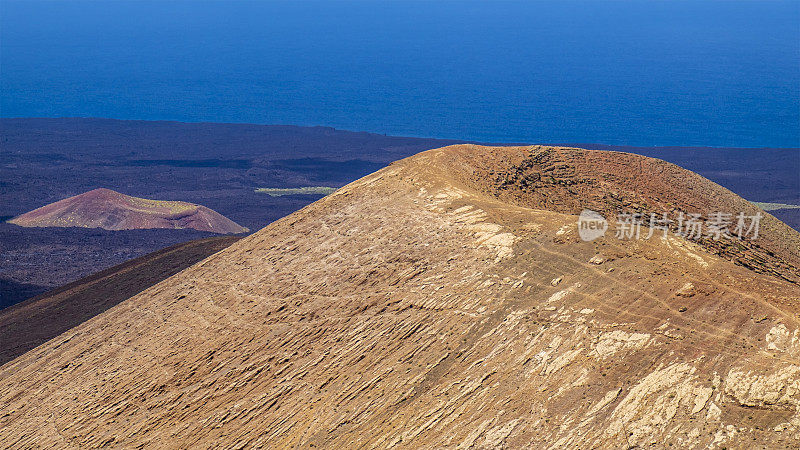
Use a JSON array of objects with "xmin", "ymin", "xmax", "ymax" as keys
[{"xmin": 1, "ymin": 0, "xmax": 798, "ymax": 147}]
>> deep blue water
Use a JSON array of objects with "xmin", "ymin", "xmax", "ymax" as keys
[{"xmin": 1, "ymin": 0, "xmax": 798, "ymax": 147}]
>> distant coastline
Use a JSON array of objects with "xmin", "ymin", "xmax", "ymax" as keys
[{"xmin": 2, "ymin": 1, "xmax": 798, "ymax": 147}]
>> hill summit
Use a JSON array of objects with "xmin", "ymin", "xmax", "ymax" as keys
[
  {"xmin": 1, "ymin": 146, "xmax": 798, "ymax": 448},
  {"xmin": 8, "ymin": 188, "xmax": 248, "ymax": 234}
]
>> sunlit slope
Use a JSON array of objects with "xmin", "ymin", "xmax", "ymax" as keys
[{"xmin": 1, "ymin": 146, "xmax": 798, "ymax": 448}]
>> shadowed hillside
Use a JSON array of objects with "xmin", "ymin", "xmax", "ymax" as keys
[{"xmin": 0, "ymin": 235, "xmax": 240, "ymax": 365}]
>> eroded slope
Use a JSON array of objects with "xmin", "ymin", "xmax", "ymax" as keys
[{"xmin": 1, "ymin": 146, "xmax": 798, "ymax": 448}]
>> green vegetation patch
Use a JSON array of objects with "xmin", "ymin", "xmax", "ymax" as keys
[
  {"xmin": 751, "ymin": 201, "xmax": 800, "ymax": 211},
  {"xmin": 255, "ymin": 186, "xmax": 337, "ymax": 197}
]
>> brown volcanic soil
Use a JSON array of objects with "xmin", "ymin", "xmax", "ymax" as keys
[
  {"xmin": 449, "ymin": 145, "xmax": 800, "ymax": 283},
  {"xmin": 1, "ymin": 145, "xmax": 799, "ymax": 448},
  {"xmin": 9, "ymin": 188, "xmax": 249, "ymax": 234},
  {"xmin": 0, "ymin": 235, "xmax": 240, "ymax": 365}
]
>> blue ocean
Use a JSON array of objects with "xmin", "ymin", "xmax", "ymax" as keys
[{"xmin": 1, "ymin": 0, "xmax": 798, "ymax": 147}]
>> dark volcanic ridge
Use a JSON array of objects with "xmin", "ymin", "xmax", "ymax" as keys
[
  {"xmin": 0, "ymin": 234, "xmax": 240, "ymax": 365},
  {"xmin": 8, "ymin": 188, "xmax": 249, "ymax": 234}
]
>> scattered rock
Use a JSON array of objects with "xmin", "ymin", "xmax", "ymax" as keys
[{"xmin": 675, "ymin": 282, "xmax": 695, "ymax": 297}]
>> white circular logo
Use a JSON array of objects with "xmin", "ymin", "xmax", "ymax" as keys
[{"xmin": 577, "ymin": 209, "xmax": 608, "ymax": 241}]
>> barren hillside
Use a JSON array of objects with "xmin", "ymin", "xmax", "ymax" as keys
[
  {"xmin": 1, "ymin": 146, "xmax": 798, "ymax": 448},
  {"xmin": 9, "ymin": 188, "xmax": 248, "ymax": 234}
]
